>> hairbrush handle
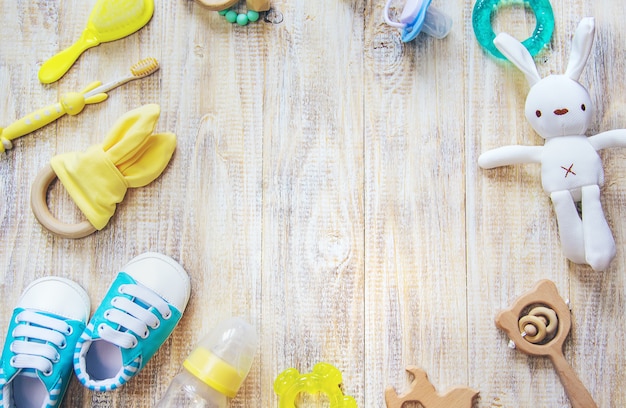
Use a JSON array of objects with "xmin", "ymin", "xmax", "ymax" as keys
[
  {"xmin": 38, "ymin": 29, "xmax": 101, "ymax": 84},
  {"xmin": 549, "ymin": 351, "xmax": 597, "ymax": 408}
]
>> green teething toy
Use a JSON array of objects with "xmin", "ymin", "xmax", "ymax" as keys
[{"xmin": 472, "ymin": 0, "xmax": 554, "ymax": 59}]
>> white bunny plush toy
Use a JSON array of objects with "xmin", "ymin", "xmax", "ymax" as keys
[{"xmin": 478, "ymin": 17, "xmax": 626, "ymax": 271}]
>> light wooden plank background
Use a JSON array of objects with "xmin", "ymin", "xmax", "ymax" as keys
[{"xmin": 1, "ymin": 0, "xmax": 625, "ymax": 407}]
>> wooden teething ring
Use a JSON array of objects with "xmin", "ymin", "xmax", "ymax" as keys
[{"xmin": 30, "ymin": 164, "xmax": 96, "ymax": 239}]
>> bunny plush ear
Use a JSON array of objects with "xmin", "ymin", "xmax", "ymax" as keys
[
  {"xmin": 564, "ymin": 17, "xmax": 595, "ymax": 81},
  {"xmin": 494, "ymin": 33, "xmax": 542, "ymax": 86}
]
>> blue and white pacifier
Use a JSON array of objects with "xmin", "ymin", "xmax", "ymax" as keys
[{"xmin": 383, "ymin": 0, "xmax": 453, "ymax": 42}]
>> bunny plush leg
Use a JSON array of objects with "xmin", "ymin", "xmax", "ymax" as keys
[
  {"xmin": 581, "ymin": 185, "xmax": 616, "ymax": 271},
  {"xmin": 551, "ymin": 191, "xmax": 586, "ymax": 264}
]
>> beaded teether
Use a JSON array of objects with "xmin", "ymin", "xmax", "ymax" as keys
[
  {"xmin": 219, "ymin": 8, "xmax": 260, "ymax": 26},
  {"xmin": 273, "ymin": 362, "xmax": 357, "ymax": 408},
  {"xmin": 195, "ymin": 0, "xmax": 269, "ymax": 25},
  {"xmin": 472, "ymin": 0, "xmax": 554, "ymax": 59},
  {"xmin": 385, "ymin": 366, "xmax": 478, "ymax": 408},
  {"xmin": 496, "ymin": 280, "xmax": 597, "ymax": 408}
]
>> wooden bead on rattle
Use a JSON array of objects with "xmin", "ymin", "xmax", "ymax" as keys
[
  {"xmin": 518, "ymin": 306, "xmax": 558, "ymax": 343},
  {"xmin": 519, "ymin": 315, "xmax": 547, "ymax": 343}
]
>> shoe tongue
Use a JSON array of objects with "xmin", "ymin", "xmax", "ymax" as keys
[
  {"xmin": 131, "ymin": 292, "xmax": 152, "ymax": 310},
  {"xmin": 18, "ymin": 369, "xmax": 38, "ymax": 379}
]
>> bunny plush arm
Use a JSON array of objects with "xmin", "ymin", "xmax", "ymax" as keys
[
  {"xmin": 478, "ymin": 145, "xmax": 542, "ymax": 169},
  {"xmin": 588, "ymin": 129, "xmax": 626, "ymax": 151}
]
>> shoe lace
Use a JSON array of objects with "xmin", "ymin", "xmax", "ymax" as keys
[
  {"xmin": 9, "ymin": 310, "xmax": 72, "ymax": 376},
  {"xmin": 98, "ymin": 284, "xmax": 171, "ymax": 349}
]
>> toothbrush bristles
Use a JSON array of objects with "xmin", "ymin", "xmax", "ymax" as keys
[
  {"xmin": 130, "ymin": 57, "xmax": 160, "ymax": 77},
  {"xmin": 82, "ymin": 57, "xmax": 160, "ymax": 98}
]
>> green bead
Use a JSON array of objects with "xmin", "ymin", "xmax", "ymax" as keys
[
  {"xmin": 236, "ymin": 13, "xmax": 249, "ymax": 25},
  {"xmin": 247, "ymin": 10, "xmax": 260, "ymax": 22},
  {"xmin": 218, "ymin": 9, "xmax": 228, "ymax": 16},
  {"xmin": 225, "ymin": 10, "xmax": 238, "ymax": 23}
]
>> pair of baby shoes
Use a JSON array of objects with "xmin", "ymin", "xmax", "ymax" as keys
[{"xmin": 0, "ymin": 252, "xmax": 191, "ymax": 408}]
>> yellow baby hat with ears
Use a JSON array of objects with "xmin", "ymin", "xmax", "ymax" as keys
[{"xmin": 33, "ymin": 104, "xmax": 176, "ymax": 237}]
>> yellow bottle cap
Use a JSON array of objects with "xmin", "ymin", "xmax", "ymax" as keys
[
  {"xmin": 184, "ymin": 348, "xmax": 242, "ymax": 398},
  {"xmin": 183, "ymin": 318, "xmax": 258, "ymax": 399}
]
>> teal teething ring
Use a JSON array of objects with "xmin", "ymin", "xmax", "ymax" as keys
[{"xmin": 472, "ymin": 0, "xmax": 554, "ymax": 59}]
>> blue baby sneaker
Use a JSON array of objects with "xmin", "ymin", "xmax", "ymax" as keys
[
  {"xmin": 0, "ymin": 277, "xmax": 90, "ymax": 408},
  {"xmin": 73, "ymin": 252, "xmax": 190, "ymax": 391}
]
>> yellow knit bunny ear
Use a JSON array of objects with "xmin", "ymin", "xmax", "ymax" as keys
[{"xmin": 31, "ymin": 104, "xmax": 176, "ymax": 238}]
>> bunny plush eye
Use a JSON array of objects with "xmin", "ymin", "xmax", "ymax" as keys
[
  {"xmin": 536, "ymin": 110, "xmax": 542, "ymax": 118},
  {"xmin": 581, "ymin": 104, "xmax": 586, "ymax": 111}
]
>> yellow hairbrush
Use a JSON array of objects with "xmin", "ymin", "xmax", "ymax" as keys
[
  {"xmin": 38, "ymin": 0, "xmax": 155, "ymax": 84},
  {"xmin": 2, "ymin": 58, "xmax": 159, "ymax": 153}
]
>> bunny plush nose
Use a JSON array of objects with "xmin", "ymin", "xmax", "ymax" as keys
[{"xmin": 554, "ymin": 108, "xmax": 569, "ymax": 115}]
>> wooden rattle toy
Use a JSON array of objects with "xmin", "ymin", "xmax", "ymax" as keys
[
  {"xmin": 385, "ymin": 366, "xmax": 478, "ymax": 408},
  {"xmin": 495, "ymin": 280, "xmax": 597, "ymax": 408},
  {"xmin": 273, "ymin": 362, "xmax": 357, "ymax": 408},
  {"xmin": 478, "ymin": 17, "xmax": 626, "ymax": 271}
]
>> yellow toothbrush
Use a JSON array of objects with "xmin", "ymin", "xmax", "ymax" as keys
[
  {"xmin": 38, "ymin": 0, "xmax": 154, "ymax": 84},
  {"xmin": 1, "ymin": 57, "xmax": 160, "ymax": 153}
]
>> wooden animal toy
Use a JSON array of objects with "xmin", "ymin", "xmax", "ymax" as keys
[
  {"xmin": 478, "ymin": 17, "xmax": 626, "ymax": 271},
  {"xmin": 495, "ymin": 280, "xmax": 597, "ymax": 408},
  {"xmin": 385, "ymin": 366, "xmax": 479, "ymax": 408}
]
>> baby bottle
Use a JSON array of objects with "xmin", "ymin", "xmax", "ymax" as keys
[{"xmin": 155, "ymin": 317, "xmax": 258, "ymax": 408}]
